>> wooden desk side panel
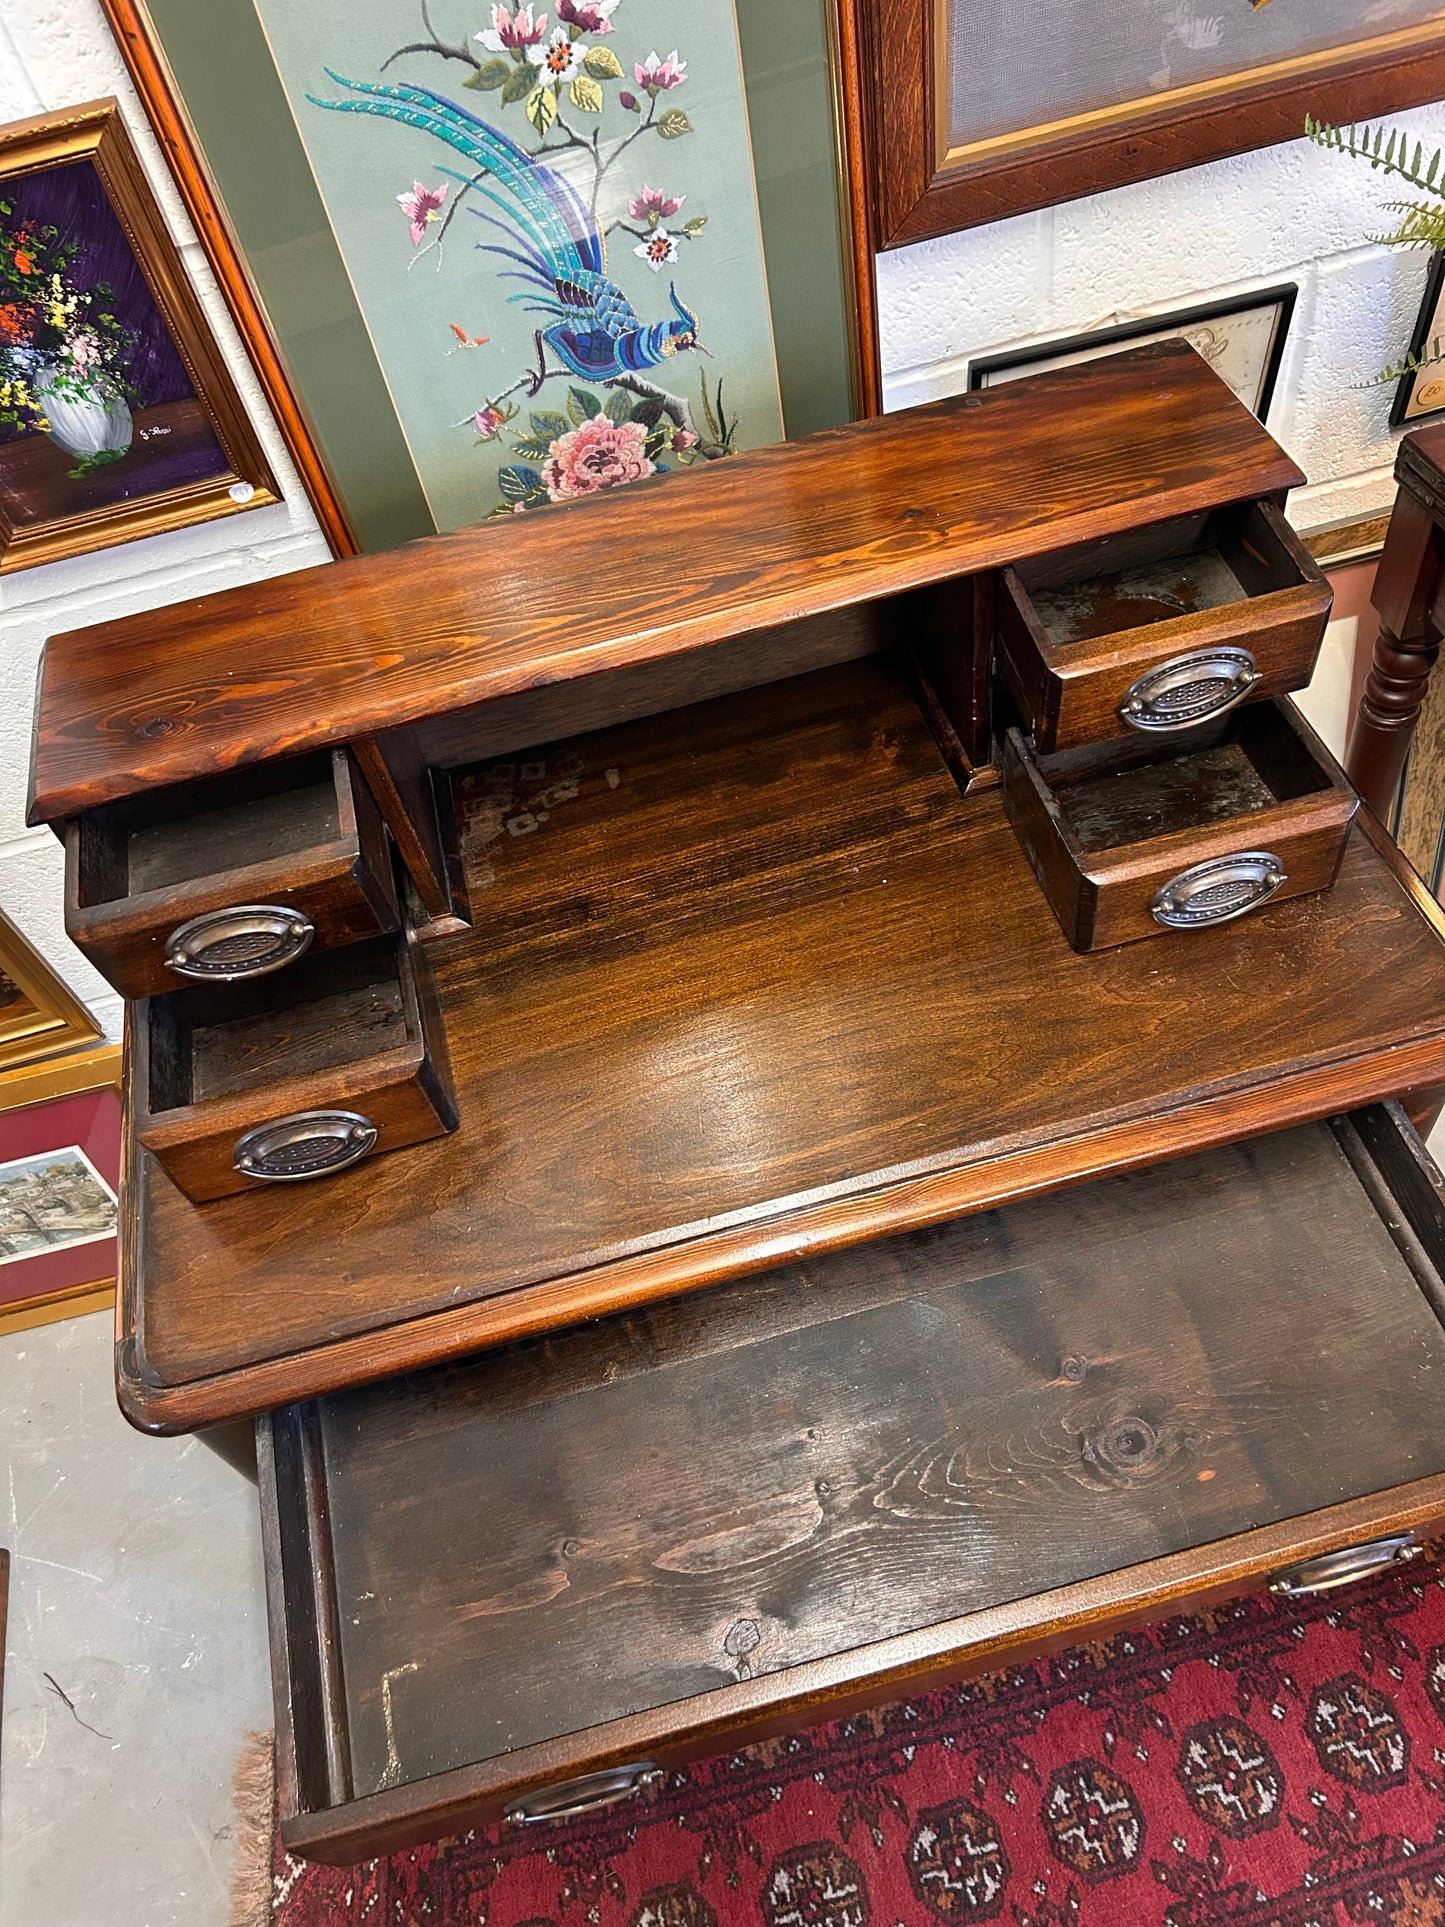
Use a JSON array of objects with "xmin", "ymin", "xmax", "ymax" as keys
[{"xmin": 30, "ymin": 343, "xmax": 1301, "ymax": 824}]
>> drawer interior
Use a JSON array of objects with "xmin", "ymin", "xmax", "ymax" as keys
[
  {"xmin": 75, "ymin": 751, "xmax": 343, "ymax": 907},
  {"xmin": 267, "ymin": 1110, "xmax": 1445, "ymax": 1831},
  {"xmin": 1016, "ymin": 502, "xmax": 1308, "ymax": 647},
  {"xmin": 1041, "ymin": 704, "xmax": 1336, "ymax": 852},
  {"xmin": 147, "ymin": 936, "xmax": 409, "ymax": 1112}
]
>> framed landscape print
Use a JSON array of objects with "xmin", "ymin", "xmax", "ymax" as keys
[
  {"xmin": 840, "ymin": 0, "xmax": 1445, "ymax": 260},
  {"xmin": 100, "ymin": 0, "xmax": 861, "ymax": 544},
  {"xmin": 0, "ymin": 99, "xmax": 279, "ymax": 572},
  {"xmin": 970, "ymin": 286, "xmax": 1297, "ymax": 423},
  {"xmin": 0, "ymin": 1078, "xmax": 120, "ymax": 1335}
]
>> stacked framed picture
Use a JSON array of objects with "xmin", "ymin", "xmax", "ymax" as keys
[{"xmin": 0, "ymin": 912, "xmax": 118, "ymax": 1337}]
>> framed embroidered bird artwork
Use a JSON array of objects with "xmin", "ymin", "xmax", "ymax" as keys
[{"xmin": 100, "ymin": 0, "xmax": 845, "ymax": 544}]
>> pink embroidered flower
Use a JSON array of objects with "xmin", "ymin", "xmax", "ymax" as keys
[
  {"xmin": 673, "ymin": 427, "xmax": 699, "ymax": 450},
  {"xmin": 476, "ymin": 3, "xmax": 547, "ymax": 50},
  {"xmin": 557, "ymin": 0, "xmax": 619, "ymax": 31},
  {"xmin": 473, "ymin": 406, "xmax": 509, "ymax": 439},
  {"xmin": 396, "ymin": 180, "xmax": 448, "ymax": 247},
  {"xmin": 634, "ymin": 49, "xmax": 686, "ymax": 91},
  {"xmin": 529, "ymin": 24, "xmax": 586, "ymax": 78},
  {"xmin": 633, "ymin": 227, "xmax": 679, "ymax": 273},
  {"xmin": 629, "ymin": 183, "xmax": 684, "ymax": 220},
  {"xmin": 543, "ymin": 416, "xmax": 653, "ymax": 500},
  {"xmin": 619, "ymin": 90, "xmax": 639, "ymax": 110}
]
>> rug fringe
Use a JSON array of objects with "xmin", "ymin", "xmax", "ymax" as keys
[{"xmin": 229, "ymin": 1728, "xmax": 277, "ymax": 1927}]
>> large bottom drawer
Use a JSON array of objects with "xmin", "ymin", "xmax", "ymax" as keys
[{"xmin": 260, "ymin": 1103, "xmax": 1445, "ymax": 1864}]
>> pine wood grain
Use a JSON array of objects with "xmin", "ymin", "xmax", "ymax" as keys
[
  {"xmin": 30, "ymin": 344, "xmax": 1300, "ymax": 826},
  {"xmin": 261, "ymin": 1108, "xmax": 1445, "ymax": 1858},
  {"xmin": 120, "ymin": 661, "xmax": 1445, "ymax": 1431}
]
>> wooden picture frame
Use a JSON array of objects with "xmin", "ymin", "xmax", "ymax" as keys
[
  {"xmin": 0, "ymin": 910, "xmax": 102, "ymax": 1070},
  {"xmin": 1391, "ymin": 251, "xmax": 1445, "ymax": 428},
  {"xmin": 837, "ymin": 0, "xmax": 1445, "ymax": 400},
  {"xmin": 0, "ymin": 1057, "xmax": 121, "ymax": 1337},
  {"xmin": 969, "ymin": 285, "xmax": 1297, "ymax": 423},
  {"xmin": 0, "ymin": 99, "xmax": 283, "ymax": 572}
]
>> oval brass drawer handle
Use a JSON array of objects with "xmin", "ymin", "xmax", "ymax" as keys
[
  {"xmin": 165, "ymin": 905, "xmax": 315, "ymax": 980},
  {"xmin": 1151, "ymin": 852, "xmax": 1286, "ymax": 930},
  {"xmin": 1269, "ymin": 1533, "xmax": 1422, "ymax": 1599},
  {"xmin": 1118, "ymin": 647, "xmax": 1261, "ymax": 732},
  {"xmin": 233, "ymin": 1111, "xmax": 378, "ymax": 1182},
  {"xmin": 505, "ymin": 1763, "xmax": 665, "ymax": 1826}
]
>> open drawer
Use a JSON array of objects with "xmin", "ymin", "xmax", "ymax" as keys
[
  {"xmin": 261, "ymin": 1102, "xmax": 1445, "ymax": 1865},
  {"xmin": 132, "ymin": 924, "xmax": 456, "ymax": 1201},
  {"xmin": 996, "ymin": 500, "xmax": 1331, "ymax": 753},
  {"xmin": 1002, "ymin": 699, "xmax": 1358, "ymax": 950},
  {"xmin": 65, "ymin": 749, "xmax": 400, "ymax": 999}
]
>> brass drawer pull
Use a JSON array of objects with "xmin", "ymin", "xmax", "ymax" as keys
[
  {"xmin": 165, "ymin": 905, "xmax": 315, "ymax": 980},
  {"xmin": 1119, "ymin": 647, "xmax": 1261, "ymax": 732},
  {"xmin": 504, "ymin": 1763, "xmax": 665, "ymax": 1826},
  {"xmin": 233, "ymin": 1111, "xmax": 378, "ymax": 1182},
  {"xmin": 1269, "ymin": 1533, "xmax": 1422, "ymax": 1599},
  {"xmin": 1151, "ymin": 852, "xmax": 1286, "ymax": 929}
]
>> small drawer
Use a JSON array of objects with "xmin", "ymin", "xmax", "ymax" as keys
[
  {"xmin": 996, "ymin": 500, "xmax": 1331, "ymax": 753},
  {"xmin": 1002, "ymin": 700, "xmax": 1358, "ymax": 951},
  {"xmin": 132, "ymin": 925, "xmax": 456, "ymax": 1202},
  {"xmin": 66, "ymin": 749, "xmax": 400, "ymax": 1000}
]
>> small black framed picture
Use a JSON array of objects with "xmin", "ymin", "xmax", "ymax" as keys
[
  {"xmin": 968, "ymin": 285, "xmax": 1298, "ymax": 422},
  {"xmin": 1391, "ymin": 252, "xmax": 1445, "ymax": 428}
]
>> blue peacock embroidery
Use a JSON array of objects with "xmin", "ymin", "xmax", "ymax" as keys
[{"xmin": 305, "ymin": 3, "xmax": 739, "ymax": 516}]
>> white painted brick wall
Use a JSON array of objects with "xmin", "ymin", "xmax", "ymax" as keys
[
  {"xmin": 877, "ymin": 111, "xmax": 1445, "ymax": 533},
  {"xmin": 0, "ymin": 0, "xmax": 332, "ymax": 1042}
]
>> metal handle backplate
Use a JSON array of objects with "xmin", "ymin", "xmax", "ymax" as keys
[
  {"xmin": 1269, "ymin": 1534, "xmax": 1421, "ymax": 1599},
  {"xmin": 505, "ymin": 1763, "xmax": 664, "ymax": 1826},
  {"xmin": 1119, "ymin": 647, "xmax": 1261, "ymax": 732},
  {"xmin": 165, "ymin": 904, "xmax": 314, "ymax": 980},
  {"xmin": 1151, "ymin": 852, "xmax": 1286, "ymax": 930},
  {"xmin": 232, "ymin": 1110, "xmax": 377, "ymax": 1182}
]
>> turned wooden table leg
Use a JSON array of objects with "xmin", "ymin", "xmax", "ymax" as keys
[{"xmin": 1346, "ymin": 473, "xmax": 1445, "ymax": 819}]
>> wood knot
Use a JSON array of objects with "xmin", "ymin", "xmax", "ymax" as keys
[{"xmin": 1086, "ymin": 1414, "xmax": 1162, "ymax": 1478}]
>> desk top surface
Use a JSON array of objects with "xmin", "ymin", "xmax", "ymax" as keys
[
  {"xmin": 118, "ymin": 659, "xmax": 1445, "ymax": 1433},
  {"xmin": 32, "ymin": 341, "xmax": 1300, "ymax": 824}
]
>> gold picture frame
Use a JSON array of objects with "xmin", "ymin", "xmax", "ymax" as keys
[
  {"xmin": 0, "ymin": 909, "xmax": 102, "ymax": 1071},
  {"xmin": 0, "ymin": 98, "xmax": 281, "ymax": 572}
]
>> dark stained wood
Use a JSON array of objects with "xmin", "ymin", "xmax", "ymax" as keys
[
  {"xmin": 260, "ymin": 1106, "xmax": 1445, "ymax": 1861},
  {"xmin": 851, "ymin": 0, "xmax": 1445, "ymax": 248},
  {"xmin": 65, "ymin": 748, "xmax": 399, "ymax": 999},
  {"xmin": 0, "ymin": 1547, "xmax": 7, "ymax": 1776},
  {"xmin": 133, "ymin": 926, "xmax": 456, "ymax": 1201},
  {"xmin": 1347, "ymin": 432, "xmax": 1445, "ymax": 818},
  {"xmin": 352, "ymin": 733, "xmax": 452, "ymax": 924},
  {"xmin": 118, "ymin": 661, "xmax": 1445, "ymax": 1432},
  {"xmin": 998, "ymin": 501, "xmax": 1331, "ymax": 753},
  {"xmin": 1003, "ymin": 703, "xmax": 1358, "ymax": 950},
  {"xmin": 28, "ymin": 345, "xmax": 1303, "ymax": 826}
]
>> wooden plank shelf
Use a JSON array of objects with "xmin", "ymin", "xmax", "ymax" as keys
[
  {"xmin": 31, "ymin": 342, "xmax": 1300, "ymax": 826},
  {"xmin": 121, "ymin": 656, "xmax": 1445, "ymax": 1433}
]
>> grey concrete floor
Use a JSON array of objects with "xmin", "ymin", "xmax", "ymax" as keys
[{"xmin": 0, "ymin": 1309, "xmax": 271, "ymax": 1927}]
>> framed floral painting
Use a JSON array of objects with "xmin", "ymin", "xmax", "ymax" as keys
[
  {"xmin": 99, "ymin": 0, "xmax": 860, "ymax": 545},
  {"xmin": 0, "ymin": 99, "xmax": 279, "ymax": 572}
]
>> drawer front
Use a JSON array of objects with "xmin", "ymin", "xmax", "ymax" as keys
[
  {"xmin": 997, "ymin": 500, "xmax": 1332, "ymax": 754},
  {"xmin": 65, "ymin": 748, "xmax": 400, "ymax": 1000},
  {"xmin": 132, "ymin": 925, "xmax": 456, "ymax": 1202},
  {"xmin": 259, "ymin": 1105, "xmax": 1445, "ymax": 1864},
  {"xmin": 1002, "ymin": 703, "xmax": 1358, "ymax": 951}
]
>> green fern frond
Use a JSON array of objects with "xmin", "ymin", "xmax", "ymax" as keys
[
  {"xmin": 1370, "ymin": 199, "xmax": 1445, "ymax": 250},
  {"xmin": 1370, "ymin": 335, "xmax": 1445, "ymax": 387},
  {"xmin": 1306, "ymin": 114, "xmax": 1445, "ymax": 199}
]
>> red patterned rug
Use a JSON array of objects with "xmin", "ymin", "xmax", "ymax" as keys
[{"xmin": 271, "ymin": 1554, "xmax": 1445, "ymax": 1926}]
